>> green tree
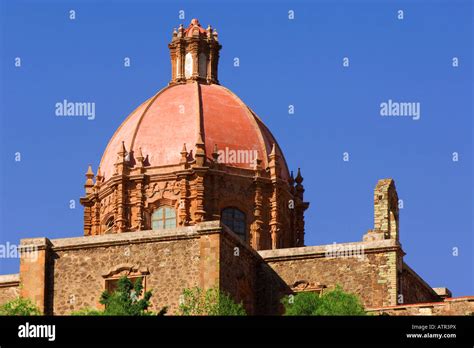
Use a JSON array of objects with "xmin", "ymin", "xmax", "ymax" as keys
[
  {"xmin": 72, "ymin": 276, "xmax": 166, "ymax": 316},
  {"xmin": 179, "ymin": 287, "xmax": 246, "ymax": 316},
  {"xmin": 0, "ymin": 297, "xmax": 41, "ymax": 316},
  {"xmin": 281, "ymin": 291, "xmax": 320, "ymax": 316},
  {"xmin": 99, "ymin": 276, "xmax": 158, "ymax": 315},
  {"xmin": 70, "ymin": 308, "xmax": 104, "ymax": 316},
  {"xmin": 282, "ymin": 286, "xmax": 366, "ymax": 316}
]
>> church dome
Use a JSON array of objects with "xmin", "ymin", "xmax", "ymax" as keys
[
  {"xmin": 82, "ymin": 19, "xmax": 306, "ymax": 246},
  {"xmin": 99, "ymin": 19, "xmax": 289, "ymax": 181},
  {"xmin": 99, "ymin": 72, "xmax": 289, "ymax": 181}
]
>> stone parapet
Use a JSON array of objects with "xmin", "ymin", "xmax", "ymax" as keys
[
  {"xmin": 259, "ymin": 239, "xmax": 402, "ymax": 261},
  {"xmin": 0, "ymin": 273, "xmax": 20, "ymax": 287},
  {"xmin": 367, "ymin": 296, "xmax": 474, "ymax": 315}
]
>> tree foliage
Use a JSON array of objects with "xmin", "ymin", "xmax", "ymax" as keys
[
  {"xmin": 282, "ymin": 286, "xmax": 366, "ymax": 316},
  {"xmin": 0, "ymin": 297, "xmax": 41, "ymax": 316},
  {"xmin": 72, "ymin": 276, "xmax": 166, "ymax": 316},
  {"xmin": 179, "ymin": 287, "xmax": 246, "ymax": 316}
]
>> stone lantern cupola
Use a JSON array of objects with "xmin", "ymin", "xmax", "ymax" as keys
[{"xmin": 168, "ymin": 18, "xmax": 221, "ymax": 85}]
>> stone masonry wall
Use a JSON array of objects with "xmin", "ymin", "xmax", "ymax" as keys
[
  {"xmin": 255, "ymin": 261, "xmax": 291, "ymax": 315},
  {"xmin": 52, "ymin": 237, "xmax": 200, "ymax": 315},
  {"xmin": 367, "ymin": 297, "xmax": 474, "ymax": 315},
  {"xmin": 259, "ymin": 239, "xmax": 402, "ymax": 310},
  {"xmin": 219, "ymin": 225, "xmax": 262, "ymax": 315},
  {"xmin": 400, "ymin": 262, "xmax": 440, "ymax": 304},
  {"xmin": 45, "ymin": 224, "xmax": 224, "ymax": 315},
  {"xmin": 0, "ymin": 274, "xmax": 20, "ymax": 305}
]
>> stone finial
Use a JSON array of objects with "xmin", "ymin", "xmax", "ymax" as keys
[
  {"xmin": 136, "ymin": 147, "xmax": 144, "ymax": 161},
  {"xmin": 288, "ymin": 170, "xmax": 296, "ymax": 195},
  {"xmin": 135, "ymin": 147, "xmax": 145, "ymax": 168},
  {"xmin": 289, "ymin": 170, "xmax": 295, "ymax": 185},
  {"xmin": 269, "ymin": 143, "xmax": 276, "ymax": 158},
  {"xmin": 268, "ymin": 143, "xmax": 281, "ymax": 181},
  {"xmin": 253, "ymin": 154, "xmax": 262, "ymax": 171},
  {"xmin": 295, "ymin": 168, "xmax": 303, "ymax": 184},
  {"xmin": 86, "ymin": 164, "xmax": 94, "ymax": 177},
  {"xmin": 212, "ymin": 143, "xmax": 219, "ymax": 162},
  {"xmin": 180, "ymin": 143, "xmax": 189, "ymax": 166},
  {"xmin": 207, "ymin": 24, "xmax": 212, "ymax": 38},
  {"xmin": 84, "ymin": 165, "xmax": 94, "ymax": 194},
  {"xmin": 85, "ymin": 164, "xmax": 94, "ymax": 180},
  {"xmin": 95, "ymin": 166, "xmax": 103, "ymax": 186},
  {"xmin": 118, "ymin": 141, "xmax": 127, "ymax": 158},
  {"xmin": 114, "ymin": 141, "xmax": 130, "ymax": 175},
  {"xmin": 194, "ymin": 133, "xmax": 206, "ymax": 167}
]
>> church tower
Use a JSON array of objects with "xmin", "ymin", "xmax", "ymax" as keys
[{"xmin": 80, "ymin": 19, "xmax": 309, "ymax": 250}]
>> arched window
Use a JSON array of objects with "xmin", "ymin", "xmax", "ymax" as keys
[
  {"xmin": 105, "ymin": 216, "xmax": 114, "ymax": 233},
  {"xmin": 152, "ymin": 207, "xmax": 176, "ymax": 230},
  {"xmin": 221, "ymin": 207, "xmax": 246, "ymax": 241}
]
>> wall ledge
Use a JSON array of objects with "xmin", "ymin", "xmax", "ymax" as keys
[
  {"xmin": 20, "ymin": 221, "xmax": 224, "ymax": 252},
  {"xmin": 259, "ymin": 239, "xmax": 401, "ymax": 261},
  {"xmin": 0, "ymin": 273, "xmax": 20, "ymax": 288}
]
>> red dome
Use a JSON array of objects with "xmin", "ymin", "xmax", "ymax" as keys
[{"xmin": 99, "ymin": 81, "xmax": 289, "ymax": 180}]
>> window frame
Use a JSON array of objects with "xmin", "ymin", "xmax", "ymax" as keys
[
  {"xmin": 151, "ymin": 206, "xmax": 177, "ymax": 230},
  {"xmin": 104, "ymin": 216, "xmax": 114, "ymax": 233},
  {"xmin": 221, "ymin": 207, "xmax": 247, "ymax": 241}
]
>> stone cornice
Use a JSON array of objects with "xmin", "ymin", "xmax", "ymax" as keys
[
  {"xmin": 51, "ymin": 228, "xmax": 199, "ymax": 251},
  {"xmin": 22, "ymin": 221, "xmax": 224, "ymax": 252},
  {"xmin": 81, "ymin": 163, "xmax": 282, "ymax": 204},
  {"xmin": 259, "ymin": 239, "xmax": 403, "ymax": 262},
  {"xmin": 366, "ymin": 296, "xmax": 474, "ymax": 312},
  {"xmin": 0, "ymin": 273, "xmax": 20, "ymax": 288},
  {"xmin": 19, "ymin": 237, "xmax": 52, "ymax": 251}
]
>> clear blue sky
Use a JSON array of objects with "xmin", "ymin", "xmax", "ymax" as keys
[{"xmin": 0, "ymin": 0, "xmax": 472, "ymax": 296}]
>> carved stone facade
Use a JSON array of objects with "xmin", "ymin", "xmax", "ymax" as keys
[{"xmin": 81, "ymin": 149, "xmax": 309, "ymax": 251}]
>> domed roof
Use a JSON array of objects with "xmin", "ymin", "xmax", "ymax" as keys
[
  {"xmin": 183, "ymin": 18, "xmax": 208, "ymax": 38},
  {"xmin": 99, "ymin": 81, "xmax": 289, "ymax": 180}
]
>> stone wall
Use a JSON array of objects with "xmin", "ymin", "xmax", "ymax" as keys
[
  {"xmin": 19, "ymin": 238, "xmax": 51, "ymax": 313},
  {"xmin": 218, "ymin": 225, "xmax": 262, "ymax": 315},
  {"xmin": 51, "ymin": 235, "xmax": 201, "ymax": 315},
  {"xmin": 0, "ymin": 274, "xmax": 20, "ymax": 305},
  {"xmin": 19, "ymin": 222, "xmax": 227, "ymax": 315},
  {"xmin": 400, "ymin": 262, "xmax": 440, "ymax": 304},
  {"xmin": 11, "ymin": 219, "xmax": 461, "ymax": 316},
  {"xmin": 255, "ymin": 260, "xmax": 291, "ymax": 315},
  {"xmin": 367, "ymin": 297, "xmax": 474, "ymax": 315},
  {"xmin": 259, "ymin": 239, "xmax": 402, "ymax": 310}
]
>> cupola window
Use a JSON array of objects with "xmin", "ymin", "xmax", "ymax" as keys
[
  {"xmin": 221, "ymin": 207, "xmax": 246, "ymax": 241},
  {"xmin": 152, "ymin": 207, "xmax": 176, "ymax": 230}
]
